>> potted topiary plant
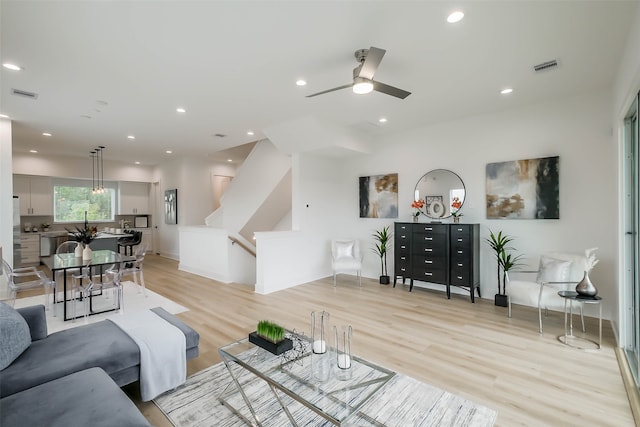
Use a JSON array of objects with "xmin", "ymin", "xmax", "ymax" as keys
[
  {"xmin": 372, "ymin": 226, "xmax": 392, "ymax": 285},
  {"xmin": 486, "ymin": 230, "xmax": 524, "ymax": 307},
  {"xmin": 248, "ymin": 320, "xmax": 293, "ymax": 355}
]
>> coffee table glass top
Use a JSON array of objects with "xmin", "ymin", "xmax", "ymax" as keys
[{"xmin": 219, "ymin": 331, "xmax": 395, "ymax": 425}]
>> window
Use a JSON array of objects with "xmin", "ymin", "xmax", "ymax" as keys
[{"xmin": 53, "ymin": 179, "xmax": 117, "ymax": 223}]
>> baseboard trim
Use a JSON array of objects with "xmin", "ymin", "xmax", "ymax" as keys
[{"xmin": 615, "ymin": 346, "xmax": 640, "ymax": 426}]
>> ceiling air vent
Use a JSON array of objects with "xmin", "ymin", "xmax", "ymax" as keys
[
  {"xmin": 11, "ymin": 88, "xmax": 38, "ymax": 99},
  {"xmin": 213, "ymin": 133, "xmax": 227, "ymax": 138},
  {"xmin": 533, "ymin": 59, "xmax": 559, "ymax": 73}
]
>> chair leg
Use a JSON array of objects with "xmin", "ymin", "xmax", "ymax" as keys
[
  {"xmin": 333, "ymin": 272, "xmax": 337, "ymax": 287},
  {"xmin": 538, "ymin": 305, "xmax": 543, "ymax": 334},
  {"xmin": 358, "ymin": 270, "xmax": 362, "ymax": 287},
  {"xmin": 580, "ymin": 304, "xmax": 585, "ymax": 333},
  {"xmin": 138, "ymin": 270, "xmax": 146, "ymax": 296}
]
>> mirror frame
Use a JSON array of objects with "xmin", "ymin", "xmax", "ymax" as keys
[{"xmin": 414, "ymin": 169, "xmax": 466, "ymax": 220}]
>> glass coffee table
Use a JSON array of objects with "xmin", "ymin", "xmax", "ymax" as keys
[{"xmin": 218, "ymin": 331, "xmax": 395, "ymax": 426}]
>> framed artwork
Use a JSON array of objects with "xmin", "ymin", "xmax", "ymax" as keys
[
  {"xmin": 425, "ymin": 195, "xmax": 445, "ymax": 218},
  {"xmin": 486, "ymin": 156, "xmax": 559, "ymax": 219},
  {"xmin": 164, "ymin": 189, "xmax": 178, "ymax": 224},
  {"xmin": 359, "ymin": 173, "xmax": 398, "ymax": 218}
]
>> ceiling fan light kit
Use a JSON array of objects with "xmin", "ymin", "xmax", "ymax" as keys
[
  {"xmin": 306, "ymin": 46, "xmax": 411, "ymax": 99},
  {"xmin": 352, "ymin": 77, "xmax": 374, "ymax": 94}
]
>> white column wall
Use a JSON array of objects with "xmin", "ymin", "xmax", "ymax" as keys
[{"xmin": 0, "ymin": 119, "xmax": 13, "ymax": 265}]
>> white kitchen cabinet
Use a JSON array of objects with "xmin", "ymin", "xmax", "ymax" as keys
[
  {"xmin": 119, "ymin": 182, "xmax": 150, "ymax": 215},
  {"xmin": 19, "ymin": 234, "xmax": 40, "ymax": 266},
  {"xmin": 13, "ymin": 175, "xmax": 53, "ymax": 216}
]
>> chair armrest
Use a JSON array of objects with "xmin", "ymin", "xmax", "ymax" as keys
[{"xmin": 16, "ymin": 305, "xmax": 48, "ymax": 341}]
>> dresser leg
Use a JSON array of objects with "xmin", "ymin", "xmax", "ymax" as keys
[{"xmin": 409, "ymin": 279, "xmax": 414, "ymax": 292}]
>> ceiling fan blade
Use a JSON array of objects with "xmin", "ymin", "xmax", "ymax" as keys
[
  {"xmin": 373, "ymin": 81, "xmax": 411, "ymax": 99},
  {"xmin": 358, "ymin": 46, "xmax": 386, "ymax": 80},
  {"xmin": 306, "ymin": 83, "xmax": 353, "ymax": 98}
]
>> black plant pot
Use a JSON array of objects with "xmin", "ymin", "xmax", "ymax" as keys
[
  {"xmin": 379, "ymin": 275, "xmax": 390, "ymax": 285},
  {"xmin": 248, "ymin": 331, "xmax": 293, "ymax": 355},
  {"xmin": 494, "ymin": 294, "xmax": 509, "ymax": 307}
]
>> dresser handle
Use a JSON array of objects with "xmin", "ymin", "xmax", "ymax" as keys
[
  {"xmin": 401, "ymin": 245, "xmax": 406, "ymax": 249},
  {"xmin": 425, "ymin": 260, "xmax": 433, "ymax": 264},
  {"xmin": 457, "ymin": 276, "xmax": 463, "ymax": 280},
  {"xmin": 457, "ymin": 263, "xmax": 463, "ymax": 267},
  {"xmin": 457, "ymin": 238, "xmax": 463, "ymax": 242},
  {"xmin": 425, "ymin": 248, "xmax": 433, "ymax": 252},
  {"xmin": 425, "ymin": 272, "xmax": 433, "ymax": 276},
  {"xmin": 457, "ymin": 228, "xmax": 463, "ymax": 232},
  {"xmin": 425, "ymin": 237, "xmax": 432, "ymax": 241},
  {"xmin": 401, "ymin": 257, "xmax": 406, "ymax": 260},
  {"xmin": 425, "ymin": 227, "xmax": 432, "ymax": 231},
  {"xmin": 457, "ymin": 250, "xmax": 463, "ymax": 254},
  {"xmin": 401, "ymin": 268, "xmax": 406, "ymax": 272},
  {"xmin": 401, "ymin": 235, "xmax": 406, "ymax": 238}
]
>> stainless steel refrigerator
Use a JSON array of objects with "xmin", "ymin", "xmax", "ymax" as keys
[{"xmin": 13, "ymin": 196, "xmax": 20, "ymax": 267}]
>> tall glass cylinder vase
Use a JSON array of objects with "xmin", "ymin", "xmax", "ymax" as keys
[
  {"xmin": 334, "ymin": 325, "xmax": 353, "ymax": 381},
  {"xmin": 311, "ymin": 311, "xmax": 329, "ymax": 354}
]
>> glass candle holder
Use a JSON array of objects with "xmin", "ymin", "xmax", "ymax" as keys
[
  {"xmin": 311, "ymin": 311, "xmax": 330, "ymax": 354},
  {"xmin": 334, "ymin": 325, "xmax": 353, "ymax": 381}
]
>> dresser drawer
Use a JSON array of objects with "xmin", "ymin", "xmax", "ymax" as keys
[
  {"xmin": 450, "ymin": 225, "xmax": 471, "ymax": 237},
  {"xmin": 411, "ymin": 266, "xmax": 446, "ymax": 284},
  {"xmin": 450, "ymin": 269, "xmax": 473, "ymax": 286},
  {"xmin": 413, "ymin": 224, "xmax": 447, "ymax": 234}
]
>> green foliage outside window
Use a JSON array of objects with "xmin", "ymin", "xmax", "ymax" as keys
[{"xmin": 54, "ymin": 185, "xmax": 114, "ymax": 222}]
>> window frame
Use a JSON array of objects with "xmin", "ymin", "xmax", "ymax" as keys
[{"xmin": 52, "ymin": 178, "xmax": 118, "ymax": 224}]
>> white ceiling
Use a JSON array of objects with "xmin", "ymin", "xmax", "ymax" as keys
[{"xmin": 1, "ymin": 1, "xmax": 637, "ymax": 166}]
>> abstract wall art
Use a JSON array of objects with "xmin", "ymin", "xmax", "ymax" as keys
[
  {"xmin": 164, "ymin": 189, "xmax": 178, "ymax": 224},
  {"xmin": 359, "ymin": 173, "xmax": 398, "ymax": 218},
  {"xmin": 486, "ymin": 156, "xmax": 559, "ymax": 219}
]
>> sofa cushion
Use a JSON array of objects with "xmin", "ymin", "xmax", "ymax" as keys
[
  {"xmin": 536, "ymin": 255, "xmax": 571, "ymax": 283},
  {"xmin": 334, "ymin": 240, "xmax": 355, "ymax": 259},
  {"xmin": 0, "ymin": 320, "xmax": 139, "ymax": 398},
  {"xmin": 0, "ymin": 302, "xmax": 31, "ymax": 371},
  {"xmin": 0, "ymin": 367, "xmax": 151, "ymax": 427}
]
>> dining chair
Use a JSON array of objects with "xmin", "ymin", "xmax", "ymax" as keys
[
  {"xmin": 115, "ymin": 244, "xmax": 147, "ymax": 296},
  {"xmin": 1, "ymin": 259, "xmax": 54, "ymax": 310}
]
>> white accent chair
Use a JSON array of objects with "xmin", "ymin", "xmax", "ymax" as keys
[
  {"xmin": 506, "ymin": 252, "xmax": 588, "ymax": 333},
  {"xmin": 1, "ymin": 259, "xmax": 54, "ymax": 309},
  {"xmin": 331, "ymin": 240, "xmax": 363, "ymax": 287}
]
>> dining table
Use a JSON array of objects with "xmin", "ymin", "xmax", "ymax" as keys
[{"xmin": 42, "ymin": 250, "xmax": 134, "ymax": 321}]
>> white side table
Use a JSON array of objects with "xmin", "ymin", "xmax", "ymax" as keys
[{"xmin": 557, "ymin": 290, "xmax": 602, "ymax": 350}]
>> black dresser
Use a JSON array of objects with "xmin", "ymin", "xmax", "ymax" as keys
[{"xmin": 394, "ymin": 222, "xmax": 480, "ymax": 302}]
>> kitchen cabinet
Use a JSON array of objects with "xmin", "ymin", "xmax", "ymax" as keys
[
  {"xmin": 119, "ymin": 182, "xmax": 150, "ymax": 215},
  {"xmin": 19, "ymin": 234, "xmax": 40, "ymax": 267},
  {"xmin": 13, "ymin": 175, "xmax": 53, "ymax": 216}
]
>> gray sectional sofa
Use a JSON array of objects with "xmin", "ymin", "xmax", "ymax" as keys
[{"xmin": 0, "ymin": 302, "xmax": 200, "ymax": 427}]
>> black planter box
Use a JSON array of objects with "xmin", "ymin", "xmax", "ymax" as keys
[
  {"xmin": 248, "ymin": 331, "xmax": 293, "ymax": 355},
  {"xmin": 494, "ymin": 294, "xmax": 509, "ymax": 307}
]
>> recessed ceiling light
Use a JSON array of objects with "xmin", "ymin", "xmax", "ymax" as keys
[
  {"xmin": 501, "ymin": 88, "xmax": 513, "ymax": 95},
  {"xmin": 176, "ymin": 107, "xmax": 186, "ymax": 113},
  {"xmin": 379, "ymin": 117, "xmax": 388, "ymax": 123},
  {"xmin": 247, "ymin": 131, "xmax": 254, "ymax": 136},
  {"xmin": 3, "ymin": 63, "xmax": 22, "ymax": 71},
  {"xmin": 127, "ymin": 135, "xmax": 135, "ymax": 139},
  {"xmin": 134, "ymin": 161, "xmax": 140, "ymax": 165},
  {"xmin": 227, "ymin": 159, "xmax": 233, "ymax": 162},
  {"xmin": 0, "ymin": 114, "xmax": 8, "ymax": 119},
  {"xmin": 296, "ymin": 79, "xmax": 307, "ymax": 86},
  {"xmin": 42, "ymin": 132, "xmax": 52, "ymax": 136},
  {"xmin": 447, "ymin": 11, "xmax": 464, "ymax": 23},
  {"xmin": 29, "ymin": 150, "xmax": 38, "ymax": 153},
  {"xmin": 166, "ymin": 150, "xmax": 173, "ymax": 154}
]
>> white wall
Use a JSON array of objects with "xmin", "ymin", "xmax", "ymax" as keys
[
  {"xmin": 152, "ymin": 156, "xmax": 236, "ymax": 259},
  {"xmin": 13, "ymin": 152, "xmax": 154, "ymax": 182},
  {"xmin": 1, "ymin": 119, "xmax": 13, "ymax": 265},
  {"xmin": 300, "ymin": 90, "xmax": 617, "ymax": 319}
]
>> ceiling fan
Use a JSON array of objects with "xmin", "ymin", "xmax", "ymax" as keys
[{"xmin": 306, "ymin": 46, "xmax": 411, "ymax": 99}]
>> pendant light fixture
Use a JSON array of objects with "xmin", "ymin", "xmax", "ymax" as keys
[{"xmin": 91, "ymin": 146, "xmax": 106, "ymax": 194}]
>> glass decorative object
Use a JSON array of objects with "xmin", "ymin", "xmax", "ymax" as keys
[
  {"xmin": 311, "ymin": 311, "xmax": 329, "ymax": 354},
  {"xmin": 334, "ymin": 325, "xmax": 353, "ymax": 381}
]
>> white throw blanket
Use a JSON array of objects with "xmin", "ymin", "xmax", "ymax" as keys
[{"xmin": 109, "ymin": 310, "xmax": 186, "ymax": 401}]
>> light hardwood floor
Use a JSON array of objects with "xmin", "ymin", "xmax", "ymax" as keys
[{"xmin": 106, "ymin": 255, "xmax": 634, "ymax": 426}]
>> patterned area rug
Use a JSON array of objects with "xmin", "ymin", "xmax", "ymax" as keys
[{"xmin": 154, "ymin": 358, "xmax": 497, "ymax": 427}]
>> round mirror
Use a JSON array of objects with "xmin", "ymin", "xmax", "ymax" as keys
[{"xmin": 414, "ymin": 169, "xmax": 465, "ymax": 219}]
